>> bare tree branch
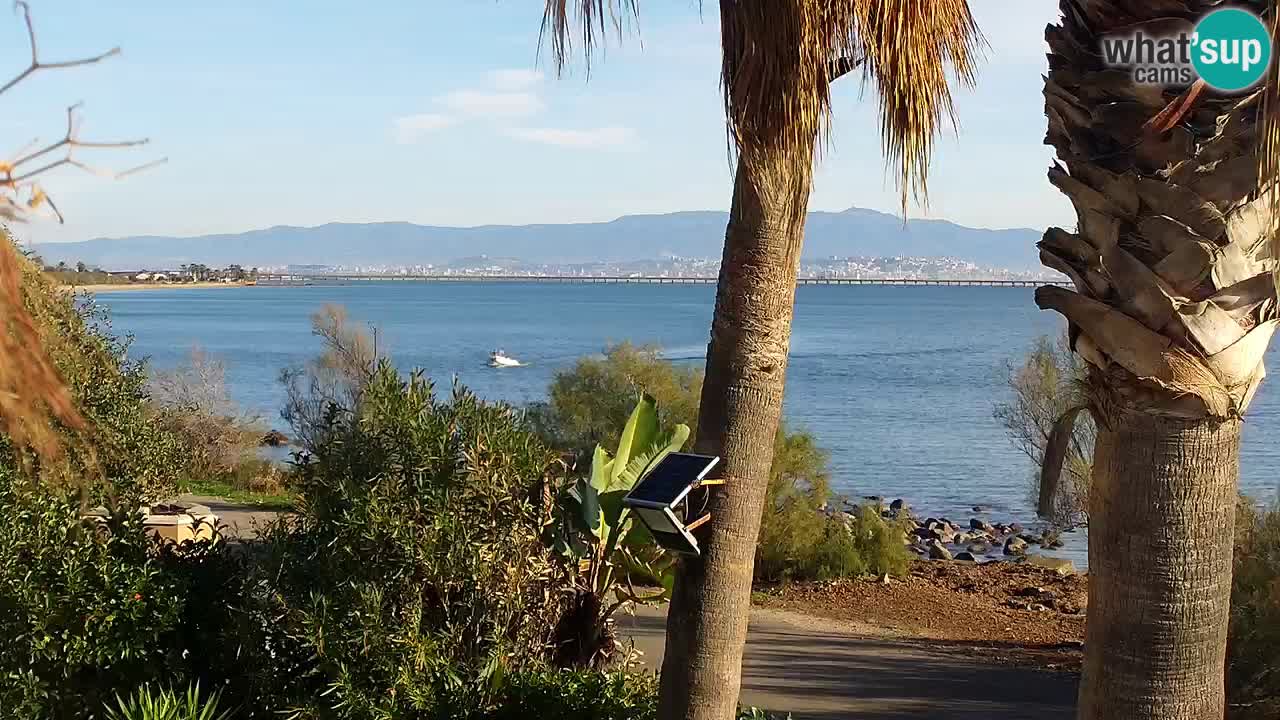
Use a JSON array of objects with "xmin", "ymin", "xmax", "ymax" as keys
[
  {"xmin": 0, "ymin": 101, "xmax": 164, "ymax": 222},
  {"xmin": 0, "ymin": 2, "xmax": 120, "ymax": 97}
]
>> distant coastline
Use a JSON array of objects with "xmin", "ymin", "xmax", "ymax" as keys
[{"xmin": 66, "ymin": 281, "xmax": 250, "ymax": 293}]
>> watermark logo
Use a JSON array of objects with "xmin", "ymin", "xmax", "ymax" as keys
[{"xmin": 1100, "ymin": 7, "xmax": 1272, "ymax": 93}]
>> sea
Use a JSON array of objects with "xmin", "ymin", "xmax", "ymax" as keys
[{"xmin": 92, "ymin": 282, "xmax": 1280, "ymax": 567}]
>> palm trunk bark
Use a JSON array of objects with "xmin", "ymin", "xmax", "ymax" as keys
[
  {"xmin": 1081, "ymin": 411, "xmax": 1240, "ymax": 720},
  {"xmin": 1038, "ymin": 1, "xmax": 1279, "ymax": 717},
  {"xmin": 658, "ymin": 149, "xmax": 812, "ymax": 720}
]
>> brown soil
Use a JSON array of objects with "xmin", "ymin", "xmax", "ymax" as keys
[{"xmin": 755, "ymin": 560, "xmax": 1087, "ymax": 671}]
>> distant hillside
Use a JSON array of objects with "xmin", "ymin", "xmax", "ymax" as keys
[{"xmin": 33, "ymin": 208, "xmax": 1042, "ymax": 271}]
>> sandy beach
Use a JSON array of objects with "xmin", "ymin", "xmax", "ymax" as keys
[{"xmin": 65, "ymin": 281, "xmax": 251, "ymax": 293}]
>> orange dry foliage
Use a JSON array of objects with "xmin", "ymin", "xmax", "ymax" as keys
[{"xmin": 0, "ymin": 240, "xmax": 82, "ymax": 459}]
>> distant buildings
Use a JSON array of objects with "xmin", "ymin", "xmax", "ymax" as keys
[{"xmin": 274, "ymin": 255, "xmax": 1059, "ymax": 282}]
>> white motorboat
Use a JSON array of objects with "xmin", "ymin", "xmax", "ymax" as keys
[{"xmin": 488, "ymin": 349, "xmax": 522, "ymax": 368}]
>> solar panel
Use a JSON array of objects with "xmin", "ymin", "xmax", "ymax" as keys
[
  {"xmin": 624, "ymin": 452, "xmax": 720, "ymax": 507},
  {"xmin": 648, "ymin": 526, "xmax": 701, "ymax": 555}
]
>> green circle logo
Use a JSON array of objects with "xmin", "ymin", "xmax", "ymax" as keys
[{"xmin": 1192, "ymin": 8, "xmax": 1272, "ymax": 92}]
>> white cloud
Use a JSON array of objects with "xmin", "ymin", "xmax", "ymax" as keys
[
  {"xmin": 394, "ymin": 113, "xmax": 456, "ymax": 144},
  {"xmin": 488, "ymin": 68, "xmax": 544, "ymax": 91},
  {"xmin": 506, "ymin": 126, "xmax": 636, "ymax": 149},
  {"xmin": 440, "ymin": 90, "xmax": 543, "ymax": 118}
]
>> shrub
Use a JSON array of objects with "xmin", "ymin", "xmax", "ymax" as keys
[
  {"xmin": 260, "ymin": 363, "xmax": 569, "ymax": 718},
  {"xmin": 529, "ymin": 342, "xmax": 701, "ymax": 464},
  {"xmin": 0, "ymin": 480, "xmax": 184, "ymax": 719},
  {"xmin": 536, "ymin": 344, "xmax": 903, "ymax": 582},
  {"xmin": 278, "ymin": 304, "xmax": 377, "ymax": 454},
  {"xmin": 6, "ymin": 251, "xmax": 187, "ymax": 502},
  {"xmin": 0, "ymin": 478, "xmax": 283, "ymax": 720},
  {"xmin": 552, "ymin": 394, "xmax": 685, "ymax": 668},
  {"xmin": 104, "ymin": 683, "xmax": 229, "ymax": 720},
  {"xmin": 149, "ymin": 348, "xmax": 265, "ymax": 485},
  {"xmin": 994, "ymin": 334, "xmax": 1093, "ymax": 527},
  {"xmin": 1228, "ymin": 501, "xmax": 1280, "ymax": 719},
  {"xmin": 488, "ymin": 669, "xmax": 659, "ymax": 720}
]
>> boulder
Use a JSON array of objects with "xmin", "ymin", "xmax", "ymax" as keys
[
  {"xmin": 261, "ymin": 429, "xmax": 290, "ymax": 447},
  {"xmin": 926, "ymin": 539, "xmax": 953, "ymax": 561},
  {"xmin": 967, "ymin": 542, "xmax": 992, "ymax": 555},
  {"xmin": 890, "ymin": 498, "xmax": 908, "ymax": 512},
  {"xmin": 1010, "ymin": 522, "xmax": 1025, "ymax": 534},
  {"xmin": 954, "ymin": 551, "xmax": 977, "ymax": 562},
  {"xmin": 969, "ymin": 518, "xmax": 996, "ymax": 534},
  {"xmin": 953, "ymin": 532, "xmax": 975, "ymax": 545},
  {"xmin": 1004, "ymin": 536, "xmax": 1029, "ymax": 556},
  {"xmin": 1040, "ymin": 529, "xmax": 1065, "ymax": 549},
  {"xmin": 1025, "ymin": 554, "xmax": 1077, "ymax": 576}
]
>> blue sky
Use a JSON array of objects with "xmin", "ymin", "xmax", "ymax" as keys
[{"xmin": 2, "ymin": 0, "xmax": 1073, "ymax": 245}]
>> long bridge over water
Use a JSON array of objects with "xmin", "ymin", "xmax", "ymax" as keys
[{"xmin": 258, "ymin": 274, "xmax": 1068, "ymax": 289}]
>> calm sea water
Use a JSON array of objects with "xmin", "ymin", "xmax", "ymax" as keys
[{"xmin": 93, "ymin": 282, "xmax": 1280, "ymax": 566}]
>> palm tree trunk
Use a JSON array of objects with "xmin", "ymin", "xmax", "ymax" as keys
[
  {"xmin": 658, "ymin": 149, "xmax": 812, "ymax": 720},
  {"xmin": 1081, "ymin": 411, "xmax": 1240, "ymax": 719},
  {"xmin": 1038, "ymin": 1, "xmax": 1279, "ymax": 716}
]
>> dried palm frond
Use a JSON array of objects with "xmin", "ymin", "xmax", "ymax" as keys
[
  {"xmin": 540, "ymin": 0, "xmax": 983, "ymax": 217},
  {"xmin": 0, "ymin": 238, "xmax": 82, "ymax": 459},
  {"xmin": 1261, "ymin": 4, "xmax": 1280, "ymax": 290}
]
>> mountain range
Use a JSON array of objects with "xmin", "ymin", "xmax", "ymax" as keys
[{"xmin": 32, "ymin": 208, "xmax": 1044, "ymax": 271}]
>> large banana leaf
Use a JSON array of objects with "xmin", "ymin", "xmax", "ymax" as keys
[{"xmin": 603, "ymin": 393, "xmax": 661, "ymax": 491}]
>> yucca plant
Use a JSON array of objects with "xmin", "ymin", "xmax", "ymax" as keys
[
  {"xmin": 104, "ymin": 683, "xmax": 230, "ymax": 720},
  {"xmin": 554, "ymin": 393, "xmax": 688, "ymax": 668},
  {"xmin": 540, "ymin": 3, "xmax": 982, "ymax": 716},
  {"xmin": 1038, "ymin": 1, "xmax": 1280, "ymax": 718}
]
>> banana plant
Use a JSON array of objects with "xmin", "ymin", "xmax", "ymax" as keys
[{"xmin": 554, "ymin": 393, "xmax": 689, "ymax": 664}]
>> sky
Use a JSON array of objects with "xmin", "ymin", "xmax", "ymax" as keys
[{"xmin": 0, "ymin": 0, "xmax": 1075, "ymax": 245}]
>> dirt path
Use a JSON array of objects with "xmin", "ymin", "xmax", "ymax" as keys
[{"xmin": 620, "ymin": 604, "xmax": 1078, "ymax": 720}]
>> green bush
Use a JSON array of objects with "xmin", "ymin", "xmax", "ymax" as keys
[
  {"xmin": 10, "ymin": 256, "xmax": 187, "ymax": 502},
  {"xmin": 259, "ymin": 364, "xmax": 569, "ymax": 718},
  {"xmin": 534, "ymin": 344, "xmax": 906, "ymax": 582},
  {"xmin": 105, "ymin": 683, "xmax": 229, "ymax": 720},
  {"xmin": 0, "ymin": 474, "xmax": 290, "ymax": 720},
  {"xmin": 488, "ymin": 669, "xmax": 659, "ymax": 720},
  {"xmin": 485, "ymin": 670, "xmax": 786, "ymax": 720},
  {"xmin": 994, "ymin": 334, "xmax": 1092, "ymax": 527},
  {"xmin": 0, "ymin": 480, "xmax": 183, "ymax": 719},
  {"xmin": 0, "ymin": 262, "xmax": 255, "ymax": 719},
  {"xmin": 1229, "ymin": 501, "xmax": 1280, "ymax": 720},
  {"xmin": 529, "ymin": 342, "xmax": 701, "ymax": 464},
  {"xmin": 149, "ymin": 348, "xmax": 266, "ymax": 488}
]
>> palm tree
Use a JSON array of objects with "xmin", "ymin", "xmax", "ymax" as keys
[
  {"xmin": 542, "ymin": 2, "xmax": 980, "ymax": 718},
  {"xmin": 1039, "ymin": 2, "xmax": 1280, "ymax": 717}
]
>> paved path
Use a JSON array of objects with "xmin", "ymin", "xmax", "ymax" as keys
[
  {"xmin": 185, "ymin": 497, "xmax": 1078, "ymax": 718},
  {"xmin": 620, "ymin": 605, "xmax": 1078, "ymax": 720},
  {"xmin": 176, "ymin": 494, "xmax": 281, "ymax": 539}
]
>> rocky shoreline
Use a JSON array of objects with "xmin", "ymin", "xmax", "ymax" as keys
[{"xmin": 841, "ymin": 496, "xmax": 1080, "ymax": 574}]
